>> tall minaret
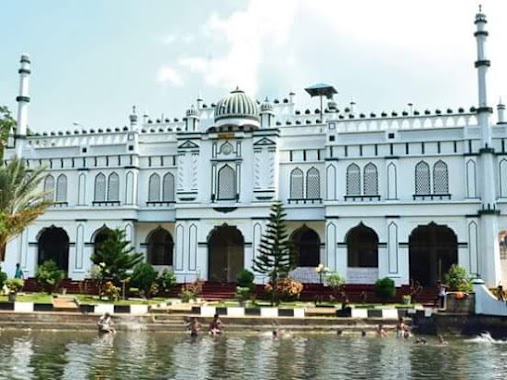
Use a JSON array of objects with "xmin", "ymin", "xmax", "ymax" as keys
[
  {"xmin": 474, "ymin": 7, "xmax": 502, "ymax": 286},
  {"xmin": 15, "ymin": 54, "xmax": 31, "ymax": 157}
]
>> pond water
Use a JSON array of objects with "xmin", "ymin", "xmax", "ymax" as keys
[{"xmin": 0, "ymin": 330, "xmax": 505, "ymax": 379}]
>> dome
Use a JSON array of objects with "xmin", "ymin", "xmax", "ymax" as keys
[
  {"xmin": 260, "ymin": 98, "xmax": 274, "ymax": 113},
  {"xmin": 214, "ymin": 88, "xmax": 260, "ymax": 127},
  {"xmin": 186, "ymin": 105, "xmax": 199, "ymax": 118}
]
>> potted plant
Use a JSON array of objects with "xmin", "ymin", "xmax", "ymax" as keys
[{"xmin": 6, "ymin": 278, "xmax": 24, "ymax": 302}]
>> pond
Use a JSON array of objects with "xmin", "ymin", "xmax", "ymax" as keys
[{"xmin": 0, "ymin": 330, "xmax": 505, "ymax": 379}]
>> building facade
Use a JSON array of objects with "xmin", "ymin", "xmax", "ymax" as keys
[{"xmin": 4, "ymin": 10, "xmax": 507, "ymax": 287}]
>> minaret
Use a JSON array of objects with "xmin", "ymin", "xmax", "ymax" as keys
[
  {"xmin": 474, "ymin": 7, "xmax": 502, "ymax": 286},
  {"xmin": 15, "ymin": 54, "xmax": 31, "ymax": 157},
  {"xmin": 497, "ymin": 99, "xmax": 506, "ymax": 124},
  {"xmin": 129, "ymin": 105, "xmax": 138, "ymax": 130},
  {"xmin": 185, "ymin": 105, "xmax": 200, "ymax": 132}
]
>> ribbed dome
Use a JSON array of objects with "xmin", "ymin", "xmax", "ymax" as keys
[
  {"xmin": 186, "ymin": 105, "xmax": 199, "ymax": 118},
  {"xmin": 215, "ymin": 88, "xmax": 260, "ymax": 122},
  {"xmin": 260, "ymin": 98, "xmax": 274, "ymax": 113}
]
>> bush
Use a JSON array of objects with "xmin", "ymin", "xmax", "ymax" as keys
[
  {"xmin": 6, "ymin": 278, "xmax": 24, "ymax": 293},
  {"xmin": 130, "ymin": 262, "xmax": 158, "ymax": 298},
  {"xmin": 325, "ymin": 272, "xmax": 345, "ymax": 290},
  {"xmin": 157, "ymin": 269, "xmax": 177, "ymax": 293},
  {"xmin": 236, "ymin": 286, "xmax": 252, "ymax": 304},
  {"xmin": 264, "ymin": 278, "xmax": 303, "ymax": 301},
  {"xmin": 375, "ymin": 277, "xmax": 396, "ymax": 302},
  {"xmin": 237, "ymin": 268, "xmax": 255, "ymax": 289},
  {"xmin": 35, "ymin": 260, "xmax": 65, "ymax": 294},
  {"xmin": 0, "ymin": 268, "xmax": 7, "ymax": 291},
  {"xmin": 445, "ymin": 264, "xmax": 472, "ymax": 292},
  {"xmin": 103, "ymin": 280, "xmax": 120, "ymax": 301},
  {"xmin": 179, "ymin": 279, "xmax": 203, "ymax": 303}
]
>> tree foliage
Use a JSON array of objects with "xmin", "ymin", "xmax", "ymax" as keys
[
  {"xmin": 35, "ymin": 259, "xmax": 65, "ymax": 294},
  {"xmin": 445, "ymin": 264, "xmax": 473, "ymax": 292},
  {"xmin": 90, "ymin": 228, "xmax": 143, "ymax": 284},
  {"xmin": 0, "ymin": 106, "xmax": 16, "ymax": 162},
  {"xmin": 252, "ymin": 201, "xmax": 296, "ymax": 305},
  {"xmin": 0, "ymin": 158, "xmax": 52, "ymax": 261}
]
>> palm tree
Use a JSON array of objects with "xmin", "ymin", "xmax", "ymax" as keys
[{"xmin": 0, "ymin": 107, "xmax": 51, "ymax": 261}]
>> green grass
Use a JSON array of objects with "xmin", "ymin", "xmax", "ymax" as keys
[
  {"xmin": 0, "ymin": 293, "xmax": 53, "ymax": 303},
  {"xmin": 73, "ymin": 294, "xmax": 168, "ymax": 305}
]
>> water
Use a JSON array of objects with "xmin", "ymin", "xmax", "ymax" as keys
[{"xmin": 0, "ymin": 330, "xmax": 506, "ymax": 380}]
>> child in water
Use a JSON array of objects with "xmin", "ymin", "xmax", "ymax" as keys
[{"xmin": 187, "ymin": 317, "xmax": 202, "ymax": 337}]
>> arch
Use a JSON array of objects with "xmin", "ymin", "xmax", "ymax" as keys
[
  {"xmin": 162, "ymin": 172, "xmax": 175, "ymax": 202},
  {"xmin": 55, "ymin": 174, "xmax": 67, "ymax": 202},
  {"xmin": 326, "ymin": 165, "xmax": 337, "ymax": 200},
  {"xmin": 147, "ymin": 227, "xmax": 173, "ymax": 266},
  {"xmin": 148, "ymin": 173, "xmax": 161, "ymax": 202},
  {"xmin": 409, "ymin": 223, "xmax": 458, "ymax": 286},
  {"xmin": 291, "ymin": 226, "xmax": 320, "ymax": 267},
  {"xmin": 107, "ymin": 172, "xmax": 120, "ymax": 201},
  {"xmin": 433, "ymin": 160, "xmax": 449, "ymax": 194},
  {"xmin": 346, "ymin": 223, "xmax": 379, "ymax": 267},
  {"xmin": 346, "ymin": 163, "xmax": 361, "ymax": 196},
  {"xmin": 387, "ymin": 162, "xmax": 397, "ymax": 199},
  {"xmin": 500, "ymin": 160, "xmax": 507, "ymax": 197},
  {"xmin": 467, "ymin": 160, "xmax": 477, "ymax": 198},
  {"xmin": 93, "ymin": 227, "xmax": 113, "ymax": 255},
  {"xmin": 217, "ymin": 165, "xmax": 236, "ymax": 200},
  {"xmin": 290, "ymin": 168, "xmax": 304, "ymax": 199},
  {"xmin": 43, "ymin": 174, "xmax": 55, "ymax": 202},
  {"xmin": 94, "ymin": 173, "xmax": 106, "ymax": 202},
  {"xmin": 38, "ymin": 226, "xmax": 69, "ymax": 273},
  {"xmin": 306, "ymin": 167, "xmax": 320, "ymax": 199},
  {"xmin": 208, "ymin": 225, "xmax": 244, "ymax": 282},
  {"xmin": 363, "ymin": 163, "xmax": 378, "ymax": 196},
  {"xmin": 415, "ymin": 161, "xmax": 430, "ymax": 195}
]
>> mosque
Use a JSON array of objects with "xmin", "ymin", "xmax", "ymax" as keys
[{"xmin": 3, "ymin": 9, "xmax": 507, "ymax": 287}]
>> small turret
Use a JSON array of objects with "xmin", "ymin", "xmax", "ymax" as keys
[
  {"xmin": 497, "ymin": 100, "xmax": 506, "ymax": 124},
  {"xmin": 260, "ymin": 98, "xmax": 275, "ymax": 128},
  {"xmin": 129, "ymin": 106, "xmax": 138, "ymax": 130},
  {"xmin": 185, "ymin": 105, "xmax": 200, "ymax": 131}
]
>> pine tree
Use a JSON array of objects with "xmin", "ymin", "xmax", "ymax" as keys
[
  {"xmin": 90, "ymin": 228, "xmax": 143, "ymax": 284},
  {"xmin": 252, "ymin": 201, "xmax": 296, "ymax": 305}
]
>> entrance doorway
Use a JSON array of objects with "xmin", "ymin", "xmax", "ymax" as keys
[
  {"xmin": 409, "ymin": 223, "xmax": 458, "ymax": 287},
  {"xmin": 208, "ymin": 225, "xmax": 244, "ymax": 282},
  {"xmin": 38, "ymin": 227, "xmax": 70, "ymax": 273}
]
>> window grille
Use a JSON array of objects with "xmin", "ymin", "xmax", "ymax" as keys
[
  {"xmin": 148, "ymin": 173, "xmax": 161, "ymax": 202},
  {"xmin": 290, "ymin": 168, "xmax": 304, "ymax": 198},
  {"xmin": 306, "ymin": 167, "xmax": 320, "ymax": 199},
  {"xmin": 363, "ymin": 163, "xmax": 378, "ymax": 196},
  {"xmin": 107, "ymin": 172, "xmax": 120, "ymax": 201},
  {"xmin": 43, "ymin": 175, "xmax": 55, "ymax": 202},
  {"xmin": 433, "ymin": 160, "xmax": 449, "ymax": 194},
  {"xmin": 415, "ymin": 161, "xmax": 431, "ymax": 194},
  {"xmin": 217, "ymin": 165, "xmax": 236, "ymax": 200},
  {"xmin": 346, "ymin": 164, "xmax": 361, "ymax": 196}
]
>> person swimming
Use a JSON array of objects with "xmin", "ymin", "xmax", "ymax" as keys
[
  {"xmin": 97, "ymin": 312, "xmax": 116, "ymax": 334},
  {"xmin": 209, "ymin": 313, "xmax": 224, "ymax": 336},
  {"xmin": 187, "ymin": 317, "xmax": 202, "ymax": 338}
]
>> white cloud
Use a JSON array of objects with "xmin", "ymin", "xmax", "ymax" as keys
[
  {"xmin": 162, "ymin": 34, "xmax": 177, "ymax": 45},
  {"xmin": 156, "ymin": 66, "xmax": 184, "ymax": 86}
]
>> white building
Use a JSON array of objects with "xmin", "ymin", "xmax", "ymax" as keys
[{"xmin": 3, "ymin": 10, "xmax": 507, "ymax": 287}]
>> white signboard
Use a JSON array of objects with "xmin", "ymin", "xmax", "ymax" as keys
[{"xmin": 346, "ymin": 268, "xmax": 379, "ymax": 284}]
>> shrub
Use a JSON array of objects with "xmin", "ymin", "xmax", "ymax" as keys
[
  {"xmin": 35, "ymin": 260, "xmax": 65, "ymax": 294},
  {"xmin": 130, "ymin": 262, "xmax": 158, "ymax": 298},
  {"xmin": 6, "ymin": 278, "xmax": 24, "ymax": 293},
  {"xmin": 0, "ymin": 268, "xmax": 7, "ymax": 291},
  {"xmin": 264, "ymin": 278, "xmax": 303, "ymax": 301},
  {"xmin": 157, "ymin": 269, "xmax": 177, "ymax": 293},
  {"xmin": 103, "ymin": 280, "xmax": 120, "ymax": 301},
  {"xmin": 237, "ymin": 268, "xmax": 255, "ymax": 289},
  {"xmin": 374, "ymin": 277, "xmax": 396, "ymax": 302},
  {"xmin": 236, "ymin": 286, "xmax": 252, "ymax": 303},
  {"xmin": 445, "ymin": 264, "xmax": 472, "ymax": 292},
  {"xmin": 325, "ymin": 272, "xmax": 345, "ymax": 291},
  {"xmin": 179, "ymin": 279, "xmax": 203, "ymax": 303}
]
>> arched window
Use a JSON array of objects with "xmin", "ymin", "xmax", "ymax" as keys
[
  {"xmin": 306, "ymin": 167, "xmax": 320, "ymax": 199},
  {"xmin": 347, "ymin": 224, "xmax": 379, "ymax": 267},
  {"xmin": 291, "ymin": 227, "xmax": 320, "ymax": 267},
  {"xmin": 290, "ymin": 168, "xmax": 304, "ymax": 199},
  {"xmin": 148, "ymin": 173, "xmax": 160, "ymax": 202},
  {"xmin": 346, "ymin": 164, "xmax": 361, "ymax": 196},
  {"xmin": 94, "ymin": 173, "xmax": 106, "ymax": 202},
  {"xmin": 162, "ymin": 173, "xmax": 175, "ymax": 202},
  {"xmin": 415, "ymin": 161, "xmax": 430, "ymax": 195},
  {"xmin": 363, "ymin": 163, "xmax": 378, "ymax": 196},
  {"xmin": 56, "ymin": 174, "xmax": 67, "ymax": 202},
  {"xmin": 147, "ymin": 228, "xmax": 174, "ymax": 265},
  {"xmin": 107, "ymin": 172, "xmax": 120, "ymax": 201},
  {"xmin": 43, "ymin": 175, "xmax": 55, "ymax": 202},
  {"xmin": 217, "ymin": 165, "xmax": 236, "ymax": 200},
  {"xmin": 433, "ymin": 160, "xmax": 449, "ymax": 194},
  {"xmin": 93, "ymin": 228, "xmax": 113, "ymax": 255}
]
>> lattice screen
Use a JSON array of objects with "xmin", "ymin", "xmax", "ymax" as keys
[
  {"xmin": 94, "ymin": 173, "xmax": 106, "ymax": 201},
  {"xmin": 148, "ymin": 173, "xmax": 161, "ymax": 202},
  {"xmin": 107, "ymin": 172, "xmax": 120, "ymax": 201},
  {"xmin": 218, "ymin": 165, "xmax": 236, "ymax": 200},
  {"xmin": 306, "ymin": 167, "xmax": 320, "ymax": 199},
  {"xmin": 363, "ymin": 163, "xmax": 378, "ymax": 196},
  {"xmin": 415, "ymin": 161, "xmax": 431, "ymax": 194},
  {"xmin": 162, "ymin": 173, "xmax": 175, "ymax": 202},
  {"xmin": 43, "ymin": 175, "xmax": 55, "ymax": 202},
  {"xmin": 433, "ymin": 161, "xmax": 449, "ymax": 194},
  {"xmin": 346, "ymin": 164, "xmax": 361, "ymax": 196},
  {"xmin": 290, "ymin": 168, "xmax": 304, "ymax": 198},
  {"xmin": 56, "ymin": 174, "xmax": 67, "ymax": 202}
]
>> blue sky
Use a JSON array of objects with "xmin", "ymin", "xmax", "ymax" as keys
[{"xmin": 1, "ymin": 0, "xmax": 506, "ymax": 132}]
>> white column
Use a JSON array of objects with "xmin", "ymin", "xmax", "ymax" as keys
[{"xmin": 15, "ymin": 54, "xmax": 31, "ymax": 157}]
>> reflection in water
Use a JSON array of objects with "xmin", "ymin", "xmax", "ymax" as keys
[{"xmin": 0, "ymin": 331, "xmax": 505, "ymax": 379}]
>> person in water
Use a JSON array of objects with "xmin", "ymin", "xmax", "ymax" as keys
[
  {"xmin": 187, "ymin": 317, "xmax": 202, "ymax": 337},
  {"xmin": 376, "ymin": 324, "xmax": 388, "ymax": 338},
  {"xmin": 438, "ymin": 334, "xmax": 448, "ymax": 345},
  {"xmin": 209, "ymin": 313, "xmax": 224, "ymax": 336},
  {"xmin": 97, "ymin": 312, "xmax": 115, "ymax": 334}
]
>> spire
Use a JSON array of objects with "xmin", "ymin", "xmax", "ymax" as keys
[
  {"xmin": 129, "ymin": 105, "xmax": 138, "ymax": 129},
  {"xmin": 15, "ymin": 54, "xmax": 31, "ymax": 157}
]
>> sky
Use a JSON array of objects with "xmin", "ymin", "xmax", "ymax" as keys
[{"xmin": 1, "ymin": 0, "xmax": 506, "ymax": 133}]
